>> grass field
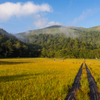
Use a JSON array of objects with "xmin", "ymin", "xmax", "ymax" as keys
[
  {"xmin": 0, "ymin": 58, "xmax": 84, "ymax": 100},
  {"xmin": 0, "ymin": 58, "xmax": 100, "ymax": 100},
  {"xmin": 86, "ymin": 59, "xmax": 100, "ymax": 94}
]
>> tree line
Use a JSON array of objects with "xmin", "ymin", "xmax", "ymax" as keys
[
  {"xmin": 1, "ymin": 30, "xmax": 100, "ymax": 58},
  {"xmin": 26, "ymin": 33, "xmax": 100, "ymax": 58},
  {"xmin": 0, "ymin": 33, "xmax": 41, "ymax": 58}
]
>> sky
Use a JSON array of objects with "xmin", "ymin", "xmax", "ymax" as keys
[{"xmin": 0, "ymin": 0, "xmax": 100, "ymax": 34}]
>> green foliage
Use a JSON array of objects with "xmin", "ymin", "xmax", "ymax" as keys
[
  {"xmin": 2, "ymin": 27, "xmax": 100, "ymax": 58},
  {"xmin": 24, "ymin": 33, "xmax": 99, "ymax": 58},
  {"xmin": 0, "ymin": 33, "xmax": 40, "ymax": 58},
  {"xmin": 76, "ymin": 30, "xmax": 100, "ymax": 47}
]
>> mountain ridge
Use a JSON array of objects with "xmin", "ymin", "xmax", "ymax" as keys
[
  {"xmin": 1, "ymin": 26, "xmax": 100, "ymax": 58},
  {"xmin": 0, "ymin": 28, "xmax": 17, "ymax": 40},
  {"xmin": 15, "ymin": 25, "xmax": 100, "ymax": 35},
  {"xmin": 14, "ymin": 25, "xmax": 100, "ymax": 42}
]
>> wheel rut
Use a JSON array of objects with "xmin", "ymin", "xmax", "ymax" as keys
[
  {"xmin": 85, "ymin": 64, "xmax": 99, "ymax": 100},
  {"xmin": 65, "ymin": 63, "xmax": 83, "ymax": 100}
]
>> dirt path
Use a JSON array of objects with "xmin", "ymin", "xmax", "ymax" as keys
[
  {"xmin": 85, "ymin": 64, "xmax": 99, "ymax": 100},
  {"xmin": 65, "ymin": 63, "xmax": 83, "ymax": 100}
]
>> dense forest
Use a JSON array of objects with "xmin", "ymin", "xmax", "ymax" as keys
[
  {"xmin": 1, "ymin": 27, "xmax": 100, "ymax": 58},
  {"xmin": 76, "ymin": 31, "xmax": 100, "ymax": 48},
  {"xmin": 0, "ymin": 32, "xmax": 41, "ymax": 58},
  {"xmin": 25, "ymin": 33, "xmax": 100, "ymax": 58}
]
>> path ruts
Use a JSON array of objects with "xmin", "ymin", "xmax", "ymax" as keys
[
  {"xmin": 65, "ymin": 63, "xmax": 83, "ymax": 100},
  {"xmin": 85, "ymin": 64, "xmax": 99, "ymax": 100}
]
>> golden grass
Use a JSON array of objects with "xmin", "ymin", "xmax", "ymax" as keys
[
  {"xmin": 0, "ymin": 58, "xmax": 83, "ymax": 100},
  {"xmin": 86, "ymin": 59, "xmax": 100, "ymax": 93}
]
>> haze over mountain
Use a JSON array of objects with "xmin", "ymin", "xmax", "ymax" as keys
[
  {"xmin": 15, "ymin": 25, "xmax": 100, "ymax": 42},
  {"xmin": 1, "ymin": 25, "xmax": 100, "ymax": 58},
  {"xmin": 0, "ymin": 28, "xmax": 17, "ymax": 40},
  {"xmin": 16, "ymin": 25, "xmax": 100, "ymax": 35},
  {"xmin": 1, "ymin": 25, "xmax": 100, "ymax": 42},
  {"xmin": 0, "ymin": 28, "xmax": 41, "ymax": 58}
]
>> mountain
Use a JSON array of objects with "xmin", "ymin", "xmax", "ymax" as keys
[
  {"xmin": 15, "ymin": 25, "xmax": 100, "ymax": 44},
  {"xmin": 45, "ymin": 25, "xmax": 62, "ymax": 28},
  {"xmin": 0, "ymin": 28, "xmax": 17, "ymax": 40},
  {"xmin": 70, "ymin": 25, "xmax": 100, "ymax": 31},
  {"xmin": 88, "ymin": 25, "xmax": 100, "ymax": 31},
  {"xmin": 0, "ymin": 28, "xmax": 40, "ymax": 58},
  {"xmin": 1, "ymin": 27, "xmax": 100, "ymax": 58},
  {"xmin": 15, "ymin": 26, "xmax": 100, "ymax": 58},
  {"xmin": 15, "ymin": 25, "xmax": 75, "ymax": 42},
  {"xmin": 15, "ymin": 25, "xmax": 100, "ymax": 37}
]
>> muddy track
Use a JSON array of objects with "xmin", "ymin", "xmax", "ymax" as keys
[
  {"xmin": 85, "ymin": 64, "xmax": 99, "ymax": 100},
  {"xmin": 65, "ymin": 63, "xmax": 83, "ymax": 100}
]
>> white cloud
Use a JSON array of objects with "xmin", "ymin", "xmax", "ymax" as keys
[
  {"xmin": 33, "ymin": 15, "xmax": 62, "ymax": 28},
  {"xmin": 46, "ymin": 21, "xmax": 61, "ymax": 27},
  {"xmin": 72, "ymin": 9, "xmax": 93, "ymax": 25},
  {"xmin": 0, "ymin": 2, "xmax": 52, "ymax": 21},
  {"xmin": 72, "ymin": 8, "xmax": 100, "ymax": 25},
  {"xmin": 33, "ymin": 15, "xmax": 47, "ymax": 28}
]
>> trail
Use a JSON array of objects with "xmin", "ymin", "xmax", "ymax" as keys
[
  {"xmin": 65, "ymin": 63, "xmax": 83, "ymax": 100},
  {"xmin": 85, "ymin": 64, "xmax": 99, "ymax": 100}
]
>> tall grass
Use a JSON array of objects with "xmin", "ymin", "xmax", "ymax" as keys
[
  {"xmin": 0, "ymin": 58, "xmax": 83, "ymax": 100},
  {"xmin": 86, "ymin": 59, "xmax": 100, "ymax": 93}
]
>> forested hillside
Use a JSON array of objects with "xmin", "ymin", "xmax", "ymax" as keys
[
  {"xmin": 1, "ymin": 25, "xmax": 100, "ymax": 58},
  {"xmin": 75, "ymin": 31, "xmax": 100, "ymax": 47},
  {"xmin": 24, "ymin": 33, "xmax": 100, "ymax": 58},
  {"xmin": 15, "ymin": 25, "xmax": 100, "ymax": 47},
  {"xmin": 0, "ymin": 30, "xmax": 40, "ymax": 58}
]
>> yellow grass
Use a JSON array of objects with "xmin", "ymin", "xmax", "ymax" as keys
[
  {"xmin": 0, "ymin": 58, "xmax": 83, "ymax": 100},
  {"xmin": 86, "ymin": 59, "xmax": 100, "ymax": 93}
]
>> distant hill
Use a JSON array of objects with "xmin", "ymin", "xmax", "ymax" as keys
[
  {"xmin": 15, "ymin": 25, "xmax": 100, "ymax": 43},
  {"xmin": 14, "ymin": 25, "xmax": 100, "ymax": 58},
  {"xmin": 45, "ymin": 25, "xmax": 62, "ymax": 28},
  {"xmin": 0, "ymin": 28, "xmax": 17, "ymax": 40},
  {"xmin": 88, "ymin": 25, "xmax": 100, "ymax": 31},
  {"xmin": 70, "ymin": 25, "xmax": 100, "ymax": 31},
  {"xmin": 15, "ymin": 25, "xmax": 100, "ymax": 48},
  {"xmin": 1, "ymin": 27, "xmax": 100, "ymax": 58},
  {"xmin": 15, "ymin": 25, "xmax": 75, "ymax": 41},
  {"xmin": 0, "ymin": 28, "xmax": 40, "ymax": 58},
  {"xmin": 15, "ymin": 25, "xmax": 100, "ymax": 36}
]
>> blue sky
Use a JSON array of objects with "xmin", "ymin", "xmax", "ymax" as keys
[{"xmin": 0, "ymin": 0, "xmax": 100, "ymax": 34}]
